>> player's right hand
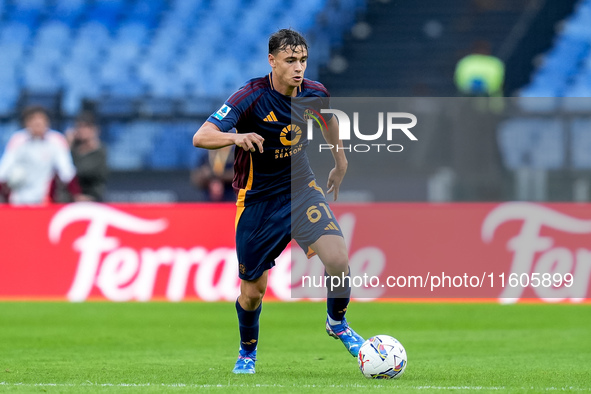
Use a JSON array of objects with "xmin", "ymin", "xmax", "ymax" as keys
[{"xmin": 234, "ymin": 133, "xmax": 264, "ymax": 153}]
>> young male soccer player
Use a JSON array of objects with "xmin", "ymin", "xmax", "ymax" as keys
[{"xmin": 192, "ymin": 28, "xmax": 364, "ymax": 374}]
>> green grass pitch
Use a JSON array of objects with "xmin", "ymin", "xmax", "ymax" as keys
[{"xmin": 0, "ymin": 301, "xmax": 589, "ymax": 393}]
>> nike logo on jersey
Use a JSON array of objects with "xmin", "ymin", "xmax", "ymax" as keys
[{"xmin": 263, "ymin": 111, "xmax": 278, "ymax": 122}]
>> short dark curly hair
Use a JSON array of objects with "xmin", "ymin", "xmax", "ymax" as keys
[{"xmin": 268, "ymin": 28, "xmax": 308, "ymax": 55}]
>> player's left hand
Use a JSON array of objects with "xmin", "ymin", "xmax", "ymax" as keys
[{"xmin": 326, "ymin": 166, "xmax": 347, "ymax": 201}]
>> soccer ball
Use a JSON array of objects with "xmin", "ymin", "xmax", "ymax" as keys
[{"xmin": 358, "ymin": 335, "xmax": 407, "ymax": 379}]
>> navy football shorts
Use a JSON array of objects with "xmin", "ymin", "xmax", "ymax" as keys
[{"xmin": 235, "ymin": 180, "xmax": 343, "ymax": 281}]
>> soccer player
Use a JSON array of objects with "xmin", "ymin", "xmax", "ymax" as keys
[{"xmin": 192, "ymin": 28, "xmax": 364, "ymax": 374}]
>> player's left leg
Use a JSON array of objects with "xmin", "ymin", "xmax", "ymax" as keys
[
  {"xmin": 233, "ymin": 271, "xmax": 268, "ymax": 374},
  {"xmin": 310, "ymin": 234, "xmax": 365, "ymax": 357}
]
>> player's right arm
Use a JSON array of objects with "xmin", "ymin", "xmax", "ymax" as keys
[{"xmin": 193, "ymin": 121, "xmax": 264, "ymax": 153}]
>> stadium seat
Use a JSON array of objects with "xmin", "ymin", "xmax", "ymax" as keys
[
  {"xmin": 96, "ymin": 97, "xmax": 137, "ymax": 118},
  {"xmin": 30, "ymin": 46, "xmax": 64, "ymax": 67},
  {"xmin": 9, "ymin": 4, "xmax": 42, "ymax": 29},
  {"xmin": 107, "ymin": 42, "xmax": 141, "ymax": 64},
  {"xmin": 0, "ymin": 60, "xmax": 17, "ymax": 84},
  {"xmin": 0, "ymin": 22, "xmax": 32, "ymax": 45},
  {"xmin": 0, "ymin": 86, "xmax": 18, "ymax": 117},
  {"xmin": 178, "ymin": 96, "xmax": 219, "ymax": 117},
  {"xmin": 562, "ymin": 71, "xmax": 591, "ymax": 111},
  {"xmin": 51, "ymin": 0, "xmax": 87, "ymax": 24},
  {"xmin": 117, "ymin": 22, "xmax": 149, "ymax": 45},
  {"xmin": 571, "ymin": 118, "xmax": 591, "ymax": 169},
  {"xmin": 69, "ymin": 42, "xmax": 102, "ymax": 66},
  {"xmin": 77, "ymin": 22, "xmax": 112, "ymax": 48},
  {"xmin": 128, "ymin": 0, "xmax": 166, "ymax": 29},
  {"xmin": 497, "ymin": 118, "xmax": 565, "ymax": 169},
  {"xmin": 139, "ymin": 98, "xmax": 177, "ymax": 117},
  {"xmin": 0, "ymin": 43, "xmax": 24, "ymax": 63},
  {"xmin": 0, "ymin": 121, "xmax": 19, "ymax": 152},
  {"xmin": 62, "ymin": 84, "xmax": 101, "ymax": 116},
  {"xmin": 86, "ymin": 0, "xmax": 125, "ymax": 30},
  {"xmin": 35, "ymin": 21, "xmax": 71, "ymax": 49},
  {"xmin": 22, "ymin": 63, "xmax": 60, "ymax": 92},
  {"xmin": 105, "ymin": 79, "xmax": 145, "ymax": 99}
]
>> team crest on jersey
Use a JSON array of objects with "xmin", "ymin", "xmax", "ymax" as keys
[{"xmin": 213, "ymin": 104, "xmax": 231, "ymax": 121}]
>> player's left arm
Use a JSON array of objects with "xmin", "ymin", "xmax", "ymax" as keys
[{"xmin": 321, "ymin": 115, "xmax": 348, "ymax": 201}]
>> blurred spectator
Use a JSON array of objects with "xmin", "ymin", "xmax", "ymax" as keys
[
  {"xmin": 65, "ymin": 112, "xmax": 108, "ymax": 202},
  {"xmin": 454, "ymin": 40, "xmax": 505, "ymax": 97},
  {"xmin": 0, "ymin": 106, "xmax": 85, "ymax": 205},
  {"xmin": 191, "ymin": 145, "xmax": 235, "ymax": 202}
]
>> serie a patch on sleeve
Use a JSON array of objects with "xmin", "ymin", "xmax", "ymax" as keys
[{"xmin": 213, "ymin": 104, "xmax": 232, "ymax": 121}]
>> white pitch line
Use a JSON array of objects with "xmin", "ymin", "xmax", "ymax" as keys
[{"xmin": 0, "ymin": 382, "xmax": 590, "ymax": 391}]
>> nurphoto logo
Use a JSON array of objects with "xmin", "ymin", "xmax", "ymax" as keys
[{"xmin": 305, "ymin": 109, "xmax": 418, "ymax": 153}]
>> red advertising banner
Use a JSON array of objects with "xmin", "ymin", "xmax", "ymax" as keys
[{"xmin": 0, "ymin": 202, "xmax": 589, "ymax": 303}]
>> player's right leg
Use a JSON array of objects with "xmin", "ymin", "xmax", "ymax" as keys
[
  {"xmin": 292, "ymin": 183, "xmax": 364, "ymax": 357},
  {"xmin": 233, "ymin": 272, "xmax": 268, "ymax": 374},
  {"xmin": 232, "ymin": 196, "xmax": 292, "ymax": 374}
]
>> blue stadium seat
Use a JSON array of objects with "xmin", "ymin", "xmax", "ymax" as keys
[
  {"xmin": 22, "ymin": 63, "xmax": 60, "ymax": 92},
  {"xmin": 77, "ymin": 22, "xmax": 112, "ymax": 48},
  {"xmin": 106, "ymin": 80, "xmax": 145, "ymax": 98},
  {"xmin": 571, "ymin": 118, "xmax": 591, "ymax": 168},
  {"xmin": 0, "ymin": 43, "xmax": 23, "ymax": 63},
  {"xmin": 86, "ymin": 0, "xmax": 125, "ymax": 30},
  {"xmin": 0, "ymin": 60, "xmax": 17, "ymax": 84},
  {"xmin": 35, "ymin": 21, "xmax": 71, "ymax": 50},
  {"xmin": 9, "ymin": 1, "xmax": 43, "ymax": 28},
  {"xmin": 562, "ymin": 90, "xmax": 591, "ymax": 112},
  {"xmin": 497, "ymin": 118, "xmax": 565, "ymax": 169},
  {"xmin": 107, "ymin": 121, "xmax": 163, "ymax": 170},
  {"xmin": 148, "ymin": 139, "xmax": 182, "ymax": 169},
  {"xmin": 178, "ymin": 96, "xmax": 218, "ymax": 117},
  {"xmin": 129, "ymin": 0, "xmax": 166, "ymax": 29},
  {"xmin": 30, "ymin": 46, "xmax": 64, "ymax": 67},
  {"xmin": 147, "ymin": 71, "xmax": 186, "ymax": 98},
  {"xmin": 62, "ymin": 83, "xmax": 102, "ymax": 116},
  {"xmin": 51, "ymin": 0, "xmax": 87, "ymax": 24},
  {"xmin": 69, "ymin": 42, "xmax": 102, "ymax": 66},
  {"xmin": 117, "ymin": 22, "xmax": 149, "ymax": 45},
  {"xmin": 14, "ymin": 0, "xmax": 45, "ymax": 9},
  {"xmin": 0, "ymin": 22, "xmax": 32, "ymax": 45},
  {"xmin": 0, "ymin": 121, "xmax": 18, "ymax": 152},
  {"xmin": 563, "ymin": 1, "xmax": 591, "ymax": 40},
  {"xmin": 107, "ymin": 42, "xmax": 141, "ymax": 64},
  {"xmin": 0, "ymin": 85, "xmax": 19, "ymax": 117},
  {"xmin": 100, "ymin": 61, "xmax": 131, "ymax": 86},
  {"xmin": 138, "ymin": 61, "xmax": 168, "ymax": 88},
  {"xmin": 147, "ymin": 124, "xmax": 200, "ymax": 169}
]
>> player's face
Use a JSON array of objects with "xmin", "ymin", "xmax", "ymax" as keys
[
  {"xmin": 269, "ymin": 45, "xmax": 307, "ymax": 91},
  {"xmin": 25, "ymin": 113, "xmax": 50, "ymax": 138}
]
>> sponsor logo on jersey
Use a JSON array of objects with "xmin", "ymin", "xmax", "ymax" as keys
[{"xmin": 280, "ymin": 124, "xmax": 302, "ymax": 146}]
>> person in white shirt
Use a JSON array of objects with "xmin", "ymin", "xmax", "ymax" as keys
[{"xmin": 0, "ymin": 106, "xmax": 85, "ymax": 205}]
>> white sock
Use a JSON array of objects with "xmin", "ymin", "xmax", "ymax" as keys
[{"xmin": 328, "ymin": 315, "xmax": 342, "ymax": 326}]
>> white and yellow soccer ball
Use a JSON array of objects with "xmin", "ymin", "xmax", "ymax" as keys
[{"xmin": 358, "ymin": 335, "xmax": 407, "ymax": 379}]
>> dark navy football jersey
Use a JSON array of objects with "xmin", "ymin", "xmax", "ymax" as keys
[{"xmin": 207, "ymin": 72, "xmax": 331, "ymax": 207}]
